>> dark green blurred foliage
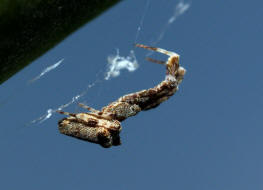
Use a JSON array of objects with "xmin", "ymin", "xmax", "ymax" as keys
[{"xmin": 0, "ymin": 0, "xmax": 121, "ymax": 84}]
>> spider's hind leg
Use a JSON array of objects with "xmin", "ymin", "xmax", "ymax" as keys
[
  {"xmin": 78, "ymin": 103, "xmax": 99, "ymax": 113},
  {"xmin": 56, "ymin": 110, "xmax": 76, "ymax": 117}
]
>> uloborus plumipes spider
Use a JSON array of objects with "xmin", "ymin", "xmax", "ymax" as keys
[{"xmin": 57, "ymin": 44, "xmax": 186, "ymax": 148}]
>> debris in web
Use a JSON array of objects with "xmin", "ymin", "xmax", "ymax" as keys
[
  {"xmin": 104, "ymin": 49, "xmax": 138, "ymax": 80},
  {"xmin": 29, "ymin": 59, "xmax": 64, "ymax": 83}
]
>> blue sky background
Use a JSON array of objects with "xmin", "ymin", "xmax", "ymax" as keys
[{"xmin": 1, "ymin": 0, "xmax": 263, "ymax": 189}]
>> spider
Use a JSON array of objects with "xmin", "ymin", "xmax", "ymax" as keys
[{"xmin": 57, "ymin": 44, "xmax": 186, "ymax": 148}]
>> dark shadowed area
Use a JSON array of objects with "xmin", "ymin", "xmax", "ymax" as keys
[
  {"xmin": 0, "ymin": 0, "xmax": 120, "ymax": 84},
  {"xmin": 0, "ymin": 0, "xmax": 263, "ymax": 189}
]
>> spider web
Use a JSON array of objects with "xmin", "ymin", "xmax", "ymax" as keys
[
  {"xmin": 30, "ymin": 0, "xmax": 191, "ymax": 125},
  {"xmin": 151, "ymin": 0, "xmax": 190, "ymax": 47}
]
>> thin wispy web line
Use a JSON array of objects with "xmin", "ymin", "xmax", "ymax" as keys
[
  {"xmin": 147, "ymin": 0, "xmax": 191, "ymax": 55},
  {"xmin": 29, "ymin": 58, "xmax": 64, "ymax": 83}
]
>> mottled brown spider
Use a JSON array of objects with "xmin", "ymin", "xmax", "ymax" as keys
[{"xmin": 57, "ymin": 44, "xmax": 186, "ymax": 148}]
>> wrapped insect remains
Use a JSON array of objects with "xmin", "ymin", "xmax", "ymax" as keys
[{"xmin": 57, "ymin": 44, "xmax": 186, "ymax": 148}]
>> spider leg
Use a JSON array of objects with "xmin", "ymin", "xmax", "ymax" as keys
[
  {"xmin": 135, "ymin": 44, "xmax": 179, "ymax": 57},
  {"xmin": 146, "ymin": 56, "xmax": 179, "ymax": 78},
  {"xmin": 56, "ymin": 110, "xmax": 76, "ymax": 117},
  {"xmin": 78, "ymin": 104, "xmax": 112, "ymax": 120},
  {"xmin": 57, "ymin": 108, "xmax": 113, "ymax": 121},
  {"xmin": 78, "ymin": 103, "xmax": 99, "ymax": 113},
  {"xmin": 86, "ymin": 112, "xmax": 113, "ymax": 121},
  {"xmin": 136, "ymin": 44, "xmax": 184, "ymax": 81},
  {"xmin": 146, "ymin": 57, "xmax": 166, "ymax": 65}
]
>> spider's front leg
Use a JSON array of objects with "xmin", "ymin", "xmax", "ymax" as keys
[{"xmin": 135, "ymin": 44, "xmax": 179, "ymax": 57}]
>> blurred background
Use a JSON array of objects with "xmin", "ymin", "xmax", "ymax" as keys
[{"xmin": 0, "ymin": 0, "xmax": 263, "ymax": 189}]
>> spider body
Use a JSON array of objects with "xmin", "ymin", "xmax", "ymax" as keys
[
  {"xmin": 58, "ymin": 112, "xmax": 121, "ymax": 148},
  {"xmin": 58, "ymin": 44, "xmax": 186, "ymax": 148}
]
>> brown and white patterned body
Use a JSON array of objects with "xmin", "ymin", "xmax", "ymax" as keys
[
  {"xmin": 58, "ymin": 44, "xmax": 186, "ymax": 148},
  {"xmin": 58, "ymin": 113, "xmax": 121, "ymax": 148}
]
